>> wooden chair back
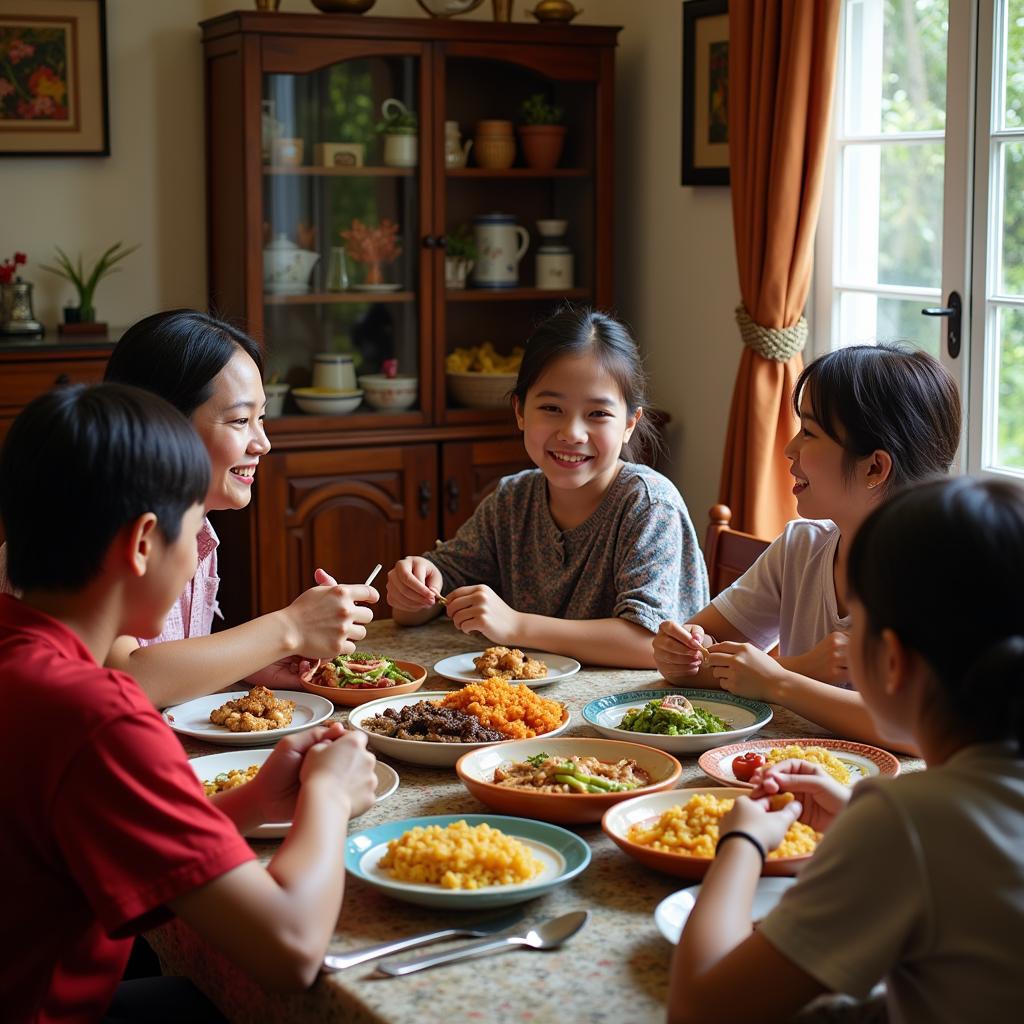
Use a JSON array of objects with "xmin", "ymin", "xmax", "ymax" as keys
[{"xmin": 704, "ymin": 504, "xmax": 772, "ymax": 597}]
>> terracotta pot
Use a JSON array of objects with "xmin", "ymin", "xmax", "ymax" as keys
[{"xmin": 518, "ymin": 124, "xmax": 566, "ymax": 170}]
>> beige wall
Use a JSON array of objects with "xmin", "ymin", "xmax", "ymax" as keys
[{"xmin": 3, "ymin": 0, "xmax": 739, "ymax": 524}]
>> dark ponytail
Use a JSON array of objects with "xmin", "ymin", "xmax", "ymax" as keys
[
  {"xmin": 512, "ymin": 305, "xmax": 662, "ymax": 464},
  {"xmin": 847, "ymin": 477, "xmax": 1024, "ymax": 754}
]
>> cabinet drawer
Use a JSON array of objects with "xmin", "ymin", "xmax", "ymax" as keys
[{"xmin": 0, "ymin": 358, "xmax": 107, "ymax": 412}]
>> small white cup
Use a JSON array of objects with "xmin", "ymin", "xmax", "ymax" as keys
[{"xmin": 263, "ymin": 382, "xmax": 289, "ymax": 418}]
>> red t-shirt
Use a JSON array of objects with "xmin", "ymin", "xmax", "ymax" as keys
[{"xmin": 0, "ymin": 595, "xmax": 256, "ymax": 1023}]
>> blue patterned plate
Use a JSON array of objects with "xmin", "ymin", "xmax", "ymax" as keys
[
  {"xmin": 345, "ymin": 813, "xmax": 591, "ymax": 909},
  {"xmin": 581, "ymin": 689, "xmax": 772, "ymax": 753}
]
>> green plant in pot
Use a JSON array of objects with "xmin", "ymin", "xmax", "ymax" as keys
[
  {"xmin": 518, "ymin": 93, "xmax": 566, "ymax": 170},
  {"xmin": 376, "ymin": 98, "xmax": 418, "ymax": 167},
  {"xmin": 41, "ymin": 242, "xmax": 139, "ymax": 325},
  {"xmin": 444, "ymin": 224, "xmax": 477, "ymax": 290}
]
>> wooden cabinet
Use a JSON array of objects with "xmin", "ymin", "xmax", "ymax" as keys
[{"xmin": 201, "ymin": 11, "xmax": 618, "ymax": 620}]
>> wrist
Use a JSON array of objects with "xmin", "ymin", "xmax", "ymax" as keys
[
  {"xmin": 300, "ymin": 772, "xmax": 353, "ymax": 820},
  {"xmin": 716, "ymin": 830, "xmax": 767, "ymax": 866},
  {"xmin": 271, "ymin": 607, "xmax": 301, "ymax": 657}
]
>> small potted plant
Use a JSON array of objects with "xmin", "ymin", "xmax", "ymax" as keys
[
  {"xmin": 444, "ymin": 224, "xmax": 476, "ymax": 290},
  {"xmin": 376, "ymin": 98, "xmax": 418, "ymax": 167},
  {"xmin": 40, "ymin": 242, "xmax": 138, "ymax": 331},
  {"xmin": 518, "ymin": 93, "xmax": 566, "ymax": 170},
  {"xmin": 340, "ymin": 218, "xmax": 403, "ymax": 288}
]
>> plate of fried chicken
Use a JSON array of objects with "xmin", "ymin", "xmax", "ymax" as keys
[
  {"xmin": 433, "ymin": 646, "xmax": 581, "ymax": 688},
  {"xmin": 163, "ymin": 686, "xmax": 334, "ymax": 746}
]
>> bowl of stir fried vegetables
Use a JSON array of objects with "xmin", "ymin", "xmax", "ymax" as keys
[
  {"xmin": 456, "ymin": 737, "xmax": 682, "ymax": 824},
  {"xmin": 301, "ymin": 653, "xmax": 427, "ymax": 706}
]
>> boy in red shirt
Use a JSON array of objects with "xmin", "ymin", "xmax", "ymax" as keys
[{"xmin": 0, "ymin": 383, "xmax": 378, "ymax": 1023}]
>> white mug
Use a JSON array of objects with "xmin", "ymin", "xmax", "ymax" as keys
[{"xmin": 472, "ymin": 214, "xmax": 530, "ymax": 288}]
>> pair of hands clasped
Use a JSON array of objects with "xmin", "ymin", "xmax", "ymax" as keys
[
  {"xmin": 653, "ymin": 621, "xmax": 850, "ymax": 700},
  {"xmin": 720, "ymin": 758, "xmax": 851, "ymax": 855},
  {"xmin": 240, "ymin": 723, "xmax": 378, "ymax": 827},
  {"xmin": 388, "ymin": 555, "xmax": 522, "ymax": 643}
]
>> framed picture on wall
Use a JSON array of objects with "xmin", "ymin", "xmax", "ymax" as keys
[
  {"xmin": 681, "ymin": 0, "xmax": 729, "ymax": 186},
  {"xmin": 0, "ymin": 0, "xmax": 109, "ymax": 156}
]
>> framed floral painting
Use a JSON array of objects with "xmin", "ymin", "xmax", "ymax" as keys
[
  {"xmin": 0, "ymin": 0, "xmax": 108, "ymax": 156},
  {"xmin": 681, "ymin": 0, "xmax": 729, "ymax": 186}
]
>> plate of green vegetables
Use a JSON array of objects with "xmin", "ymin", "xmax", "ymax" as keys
[
  {"xmin": 301, "ymin": 653, "xmax": 427, "ymax": 706},
  {"xmin": 581, "ymin": 689, "xmax": 773, "ymax": 753}
]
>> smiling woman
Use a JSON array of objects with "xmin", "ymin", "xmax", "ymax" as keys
[{"xmin": 52, "ymin": 308, "xmax": 382, "ymax": 709}]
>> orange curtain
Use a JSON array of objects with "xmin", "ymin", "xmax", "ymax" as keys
[{"xmin": 719, "ymin": 0, "xmax": 841, "ymax": 538}]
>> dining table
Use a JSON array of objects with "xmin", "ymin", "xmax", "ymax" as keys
[{"xmin": 148, "ymin": 617, "xmax": 919, "ymax": 1024}]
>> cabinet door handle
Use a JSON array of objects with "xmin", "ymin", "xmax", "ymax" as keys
[
  {"xmin": 422, "ymin": 234, "xmax": 438, "ymax": 249},
  {"xmin": 445, "ymin": 477, "xmax": 460, "ymax": 515},
  {"xmin": 418, "ymin": 481, "xmax": 432, "ymax": 519}
]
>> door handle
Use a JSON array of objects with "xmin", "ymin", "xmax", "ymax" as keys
[
  {"xmin": 417, "ymin": 481, "xmax": 432, "ymax": 519},
  {"xmin": 921, "ymin": 291, "xmax": 961, "ymax": 358},
  {"xmin": 445, "ymin": 477, "xmax": 460, "ymax": 515}
]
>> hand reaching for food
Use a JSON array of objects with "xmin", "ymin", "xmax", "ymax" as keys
[
  {"xmin": 718, "ymin": 792, "xmax": 806, "ymax": 857},
  {"xmin": 444, "ymin": 583, "xmax": 522, "ymax": 644},
  {"xmin": 386, "ymin": 555, "xmax": 445, "ymax": 611},
  {"xmin": 653, "ymin": 620, "xmax": 710, "ymax": 683},
  {"xmin": 748, "ymin": 758, "xmax": 851, "ymax": 834}
]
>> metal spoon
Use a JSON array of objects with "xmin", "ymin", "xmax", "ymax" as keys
[
  {"xmin": 374, "ymin": 910, "xmax": 590, "ymax": 977},
  {"xmin": 322, "ymin": 908, "xmax": 524, "ymax": 972}
]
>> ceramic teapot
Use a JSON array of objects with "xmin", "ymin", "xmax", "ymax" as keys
[
  {"xmin": 263, "ymin": 234, "xmax": 320, "ymax": 295},
  {"xmin": 472, "ymin": 213, "xmax": 530, "ymax": 288}
]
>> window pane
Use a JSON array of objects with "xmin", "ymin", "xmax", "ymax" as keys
[
  {"xmin": 838, "ymin": 291, "xmax": 943, "ymax": 356},
  {"xmin": 844, "ymin": 0, "xmax": 948, "ymax": 135},
  {"xmin": 1000, "ymin": 141, "xmax": 1024, "ymax": 296},
  {"xmin": 1002, "ymin": 0, "xmax": 1024, "ymax": 129},
  {"xmin": 996, "ymin": 306, "xmax": 1024, "ymax": 470},
  {"xmin": 840, "ymin": 142, "xmax": 944, "ymax": 288}
]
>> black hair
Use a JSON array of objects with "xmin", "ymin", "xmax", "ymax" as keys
[
  {"xmin": 847, "ymin": 477, "xmax": 1024, "ymax": 755},
  {"xmin": 793, "ymin": 344, "xmax": 961, "ymax": 494},
  {"xmin": 512, "ymin": 305, "xmax": 661, "ymax": 463},
  {"xmin": 0, "ymin": 383, "xmax": 210, "ymax": 592},
  {"xmin": 104, "ymin": 309, "xmax": 264, "ymax": 419}
]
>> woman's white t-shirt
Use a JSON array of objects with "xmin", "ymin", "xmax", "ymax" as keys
[{"xmin": 710, "ymin": 518, "xmax": 850, "ymax": 657}]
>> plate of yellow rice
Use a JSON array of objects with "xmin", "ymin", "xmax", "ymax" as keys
[
  {"xmin": 602, "ymin": 788, "xmax": 822, "ymax": 879},
  {"xmin": 697, "ymin": 737, "xmax": 901, "ymax": 789},
  {"xmin": 345, "ymin": 814, "xmax": 591, "ymax": 908}
]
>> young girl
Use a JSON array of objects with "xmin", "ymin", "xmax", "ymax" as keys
[
  {"xmin": 387, "ymin": 307, "xmax": 708, "ymax": 668},
  {"xmin": 653, "ymin": 344, "xmax": 960, "ymax": 745},
  {"xmin": 667, "ymin": 477, "xmax": 1024, "ymax": 1023},
  {"xmin": 0, "ymin": 310, "xmax": 377, "ymax": 708}
]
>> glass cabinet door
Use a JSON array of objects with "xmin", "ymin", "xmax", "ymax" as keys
[{"xmin": 260, "ymin": 48, "xmax": 429, "ymax": 423}]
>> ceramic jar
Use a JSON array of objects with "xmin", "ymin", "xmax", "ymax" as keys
[
  {"xmin": 263, "ymin": 235, "xmax": 319, "ymax": 294},
  {"xmin": 535, "ymin": 219, "xmax": 573, "ymax": 290},
  {"xmin": 444, "ymin": 121, "xmax": 473, "ymax": 169},
  {"xmin": 381, "ymin": 98, "xmax": 418, "ymax": 168},
  {"xmin": 312, "ymin": 353, "xmax": 357, "ymax": 392},
  {"xmin": 474, "ymin": 119, "xmax": 515, "ymax": 170},
  {"xmin": 472, "ymin": 213, "xmax": 530, "ymax": 288}
]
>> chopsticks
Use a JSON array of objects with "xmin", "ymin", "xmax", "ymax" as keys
[{"xmin": 364, "ymin": 563, "xmax": 382, "ymax": 587}]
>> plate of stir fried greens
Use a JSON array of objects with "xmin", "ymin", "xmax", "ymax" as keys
[
  {"xmin": 300, "ymin": 653, "xmax": 427, "ymax": 706},
  {"xmin": 581, "ymin": 689, "xmax": 773, "ymax": 754}
]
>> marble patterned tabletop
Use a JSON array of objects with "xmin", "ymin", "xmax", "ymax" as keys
[{"xmin": 148, "ymin": 618, "xmax": 919, "ymax": 1024}]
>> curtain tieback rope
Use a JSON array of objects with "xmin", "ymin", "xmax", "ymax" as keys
[{"xmin": 735, "ymin": 304, "xmax": 807, "ymax": 362}]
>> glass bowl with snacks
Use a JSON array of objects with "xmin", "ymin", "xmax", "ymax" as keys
[
  {"xmin": 300, "ymin": 652, "xmax": 427, "ymax": 706},
  {"xmin": 602, "ymin": 788, "xmax": 822, "ymax": 880},
  {"xmin": 456, "ymin": 737, "xmax": 683, "ymax": 824}
]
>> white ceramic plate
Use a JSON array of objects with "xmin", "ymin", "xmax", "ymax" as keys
[
  {"xmin": 345, "ymin": 813, "xmax": 591, "ymax": 909},
  {"xmin": 433, "ymin": 651, "xmax": 581, "ymax": 688},
  {"xmin": 654, "ymin": 878, "xmax": 796, "ymax": 944},
  {"xmin": 697, "ymin": 737, "xmax": 900, "ymax": 788},
  {"xmin": 164, "ymin": 690, "xmax": 334, "ymax": 746},
  {"xmin": 189, "ymin": 749, "xmax": 400, "ymax": 838},
  {"xmin": 581, "ymin": 689, "xmax": 773, "ymax": 754},
  {"xmin": 347, "ymin": 690, "xmax": 571, "ymax": 766}
]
